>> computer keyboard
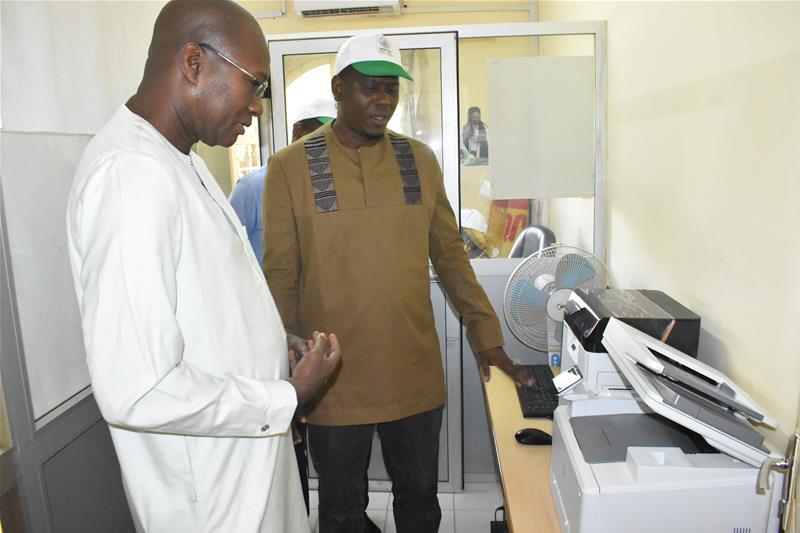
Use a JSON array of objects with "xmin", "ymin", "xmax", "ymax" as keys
[{"xmin": 516, "ymin": 364, "xmax": 559, "ymax": 418}]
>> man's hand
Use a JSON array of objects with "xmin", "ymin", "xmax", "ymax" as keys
[
  {"xmin": 288, "ymin": 331, "xmax": 342, "ymax": 404},
  {"xmin": 477, "ymin": 346, "xmax": 533, "ymax": 387},
  {"xmin": 287, "ymin": 333, "xmax": 311, "ymax": 374}
]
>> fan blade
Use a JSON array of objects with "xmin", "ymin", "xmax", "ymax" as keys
[
  {"xmin": 555, "ymin": 253, "xmax": 598, "ymax": 288},
  {"xmin": 508, "ymin": 278, "xmax": 549, "ymax": 317}
]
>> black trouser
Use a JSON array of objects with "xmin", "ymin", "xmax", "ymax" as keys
[{"xmin": 308, "ymin": 407, "xmax": 443, "ymax": 533}]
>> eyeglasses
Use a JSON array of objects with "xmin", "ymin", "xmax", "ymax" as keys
[{"xmin": 199, "ymin": 43, "xmax": 269, "ymax": 98}]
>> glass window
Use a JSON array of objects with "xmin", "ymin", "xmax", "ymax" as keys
[
  {"xmin": 458, "ymin": 34, "xmax": 597, "ymax": 259},
  {"xmin": 229, "ymin": 122, "xmax": 262, "ymax": 187},
  {"xmin": 195, "ymin": 120, "xmax": 262, "ymax": 196}
]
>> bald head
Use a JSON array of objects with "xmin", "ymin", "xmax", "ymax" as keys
[
  {"xmin": 128, "ymin": 0, "xmax": 269, "ymax": 153},
  {"xmin": 145, "ymin": 0, "xmax": 264, "ymax": 77}
]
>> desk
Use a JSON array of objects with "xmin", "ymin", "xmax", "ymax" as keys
[{"xmin": 482, "ymin": 371, "xmax": 560, "ymax": 533}]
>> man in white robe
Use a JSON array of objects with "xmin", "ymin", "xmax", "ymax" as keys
[{"xmin": 66, "ymin": 1, "xmax": 341, "ymax": 531}]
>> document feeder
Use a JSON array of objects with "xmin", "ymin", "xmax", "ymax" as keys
[{"xmin": 561, "ymin": 288, "xmax": 701, "ymax": 397}]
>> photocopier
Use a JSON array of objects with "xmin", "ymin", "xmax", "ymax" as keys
[{"xmin": 549, "ymin": 289, "xmax": 784, "ymax": 533}]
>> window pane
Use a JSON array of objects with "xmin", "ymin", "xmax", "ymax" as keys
[
  {"xmin": 229, "ymin": 122, "xmax": 261, "ymax": 187},
  {"xmin": 458, "ymin": 34, "xmax": 596, "ymax": 259}
]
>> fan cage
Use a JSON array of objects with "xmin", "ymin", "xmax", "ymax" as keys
[{"xmin": 503, "ymin": 243, "xmax": 610, "ymax": 352}]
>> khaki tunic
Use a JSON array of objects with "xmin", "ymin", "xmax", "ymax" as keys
[{"xmin": 264, "ymin": 123, "xmax": 503, "ymax": 425}]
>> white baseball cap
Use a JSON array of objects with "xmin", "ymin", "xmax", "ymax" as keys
[
  {"xmin": 334, "ymin": 33, "xmax": 413, "ymax": 81},
  {"xmin": 292, "ymin": 97, "xmax": 337, "ymax": 125}
]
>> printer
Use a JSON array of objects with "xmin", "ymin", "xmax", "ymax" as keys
[
  {"xmin": 550, "ymin": 317, "xmax": 784, "ymax": 533},
  {"xmin": 561, "ymin": 288, "xmax": 700, "ymax": 395}
]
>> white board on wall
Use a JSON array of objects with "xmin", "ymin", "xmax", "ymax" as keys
[
  {"xmin": 1, "ymin": 132, "xmax": 91, "ymax": 420},
  {"xmin": 0, "ymin": 0, "xmax": 164, "ymax": 422},
  {"xmin": 488, "ymin": 55, "xmax": 594, "ymax": 199},
  {"xmin": 0, "ymin": 1, "xmax": 162, "ymax": 134}
]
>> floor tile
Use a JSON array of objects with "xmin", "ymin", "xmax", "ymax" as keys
[
  {"xmin": 437, "ymin": 492, "xmax": 454, "ymax": 511},
  {"xmin": 367, "ymin": 491, "xmax": 391, "ymax": 510},
  {"xmin": 454, "ymin": 482, "xmax": 503, "ymax": 511},
  {"xmin": 309, "ymin": 489, "xmax": 319, "ymax": 510},
  {"xmin": 384, "ymin": 512, "xmax": 397, "ymax": 533},
  {"xmin": 463, "ymin": 481, "xmax": 502, "ymax": 495},
  {"xmin": 454, "ymin": 509, "xmax": 497, "ymax": 533},
  {"xmin": 366, "ymin": 508, "xmax": 387, "ymax": 531},
  {"xmin": 438, "ymin": 510, "xmax": 456, "ymax": 533}
]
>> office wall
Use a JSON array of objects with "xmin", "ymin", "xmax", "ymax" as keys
[
  {"xmin": 1, "ymin": 1, "xmax": 161, "ymax": 135},
  {"xmin": 540, "ymin": 1, "xmax": 800, "ymax": 451},
  {"xmin": 1, "ymin": 0, "xmax": 164, "ymax": 420}
]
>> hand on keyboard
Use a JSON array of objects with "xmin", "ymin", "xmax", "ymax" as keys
[
  {"xmin": 477, "ymin": 347, "xmax": 534, "ymax": 387},
  {"xmin": 516, "ymin": 365, "xmax": 559, "ymax": 418}
]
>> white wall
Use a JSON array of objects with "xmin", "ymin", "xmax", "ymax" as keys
[
  {"xmin": 541, "ymin": 1, "xmax": 800, "ymax": 450},
  {"xmin": 1, "ymin": 1, "xmax": 162, "ymax": 134},
  {"xmin": 0, "ymin": 1, "xmax": 164, "ymax": 419}
]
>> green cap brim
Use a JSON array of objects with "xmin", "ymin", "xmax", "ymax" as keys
[
  {"xmin": 316, "ymin": 116, "xmax": 334, "ymax": 124},
  {"xmin": 352, "ymin": 60, "xmax": 413, "ymax": 81}
]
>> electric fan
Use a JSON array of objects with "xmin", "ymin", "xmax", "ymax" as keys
[{"xmin": 503, "ymin": 244, "xmax": 611, "ymax": 360}]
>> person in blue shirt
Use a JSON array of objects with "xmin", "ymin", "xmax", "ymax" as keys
[{"xmin": 229, "ymin": 97, "xmax": 337, "ymax": 263}]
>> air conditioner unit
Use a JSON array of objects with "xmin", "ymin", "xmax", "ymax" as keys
[{"xmin": 295, "ymin": 0, "xmax": 400, "ymax": 18}]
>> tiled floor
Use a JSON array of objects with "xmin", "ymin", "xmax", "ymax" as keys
[{"xmin": 308, "ymin": 482, "xmax": 504, "ymax": 533}]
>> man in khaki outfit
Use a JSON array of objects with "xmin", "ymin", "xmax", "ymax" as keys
[{"xmin": 264, "ymin": 33, "xmax": 529, "ymax": 533}]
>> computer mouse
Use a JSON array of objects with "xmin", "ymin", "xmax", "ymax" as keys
[{"xmin": 514, "ymin": 428, "xmax": 552, "ymax": 446}]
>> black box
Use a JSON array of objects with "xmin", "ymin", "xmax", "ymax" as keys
[{"xmin": 564, "ymin": 289, "xmax": 701, "ymax": 357}]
